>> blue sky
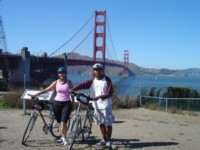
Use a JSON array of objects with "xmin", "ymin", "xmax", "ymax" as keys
[{"xmin": 1, "ymin": 0, "xmax": 200, "ymax": 70}]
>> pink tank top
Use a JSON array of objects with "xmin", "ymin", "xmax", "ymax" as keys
[{"xmin": 54, "ymin": 80, "xmax": 71, "ymax": 102}]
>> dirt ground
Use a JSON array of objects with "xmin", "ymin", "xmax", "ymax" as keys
[{"xmin": 0, "ymin": 108, "xmax": 200, "ymax": 150}]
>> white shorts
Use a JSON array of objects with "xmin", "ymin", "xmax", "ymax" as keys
[{"xmin": 93, "ymin": 107, "xmax": 114, "ymax": 126}]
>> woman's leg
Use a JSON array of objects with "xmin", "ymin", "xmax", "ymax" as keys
[
  {"xmin": 61, "ymin": 102, "xmax": 72, "ymax": 139},
  {"xmin": 60, "ymin": 122, "xmax": 67, "ymax": 139}
]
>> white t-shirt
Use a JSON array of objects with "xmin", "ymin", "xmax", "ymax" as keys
[{"xmin": 90, "ymin": 77, "xmax": 112, "ymax": 109}]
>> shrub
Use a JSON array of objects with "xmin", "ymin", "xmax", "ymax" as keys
[
  {"xmin": 1, "ymin": 86, "xmax": 140, "ymax": 110},
  {"xmin": 112, "ymin": 93, "xmax": 139, "ymax": 109},
  {"xmin": 0, "ymin": 89, "xmax": 25, "ymax": 109}
]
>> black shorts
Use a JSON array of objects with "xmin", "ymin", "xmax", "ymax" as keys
[{"xmin": 52, "ymin": 101, "xmax": 72, "ymax": 123}]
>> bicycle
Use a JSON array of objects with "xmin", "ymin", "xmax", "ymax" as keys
[
  {"xmin": 21, "ymin": 97, "xmax": 61, "ymax": 145},
  {"xmin": 67, "ymin": 91, "xmax": 93, "ymax": 150}
]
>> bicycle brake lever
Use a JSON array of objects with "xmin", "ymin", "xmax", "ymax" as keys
[{"xmin": 32, "ymin": 97, "xmax": 39, "ymax": 101}]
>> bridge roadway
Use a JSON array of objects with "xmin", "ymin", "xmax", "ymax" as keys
[{"xmin": 0, "ymin": 53, "xmax": 134, "ymax": 84}]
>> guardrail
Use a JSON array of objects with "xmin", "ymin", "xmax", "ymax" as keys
[{"xmin": 140, "ymin": 95, "xmax": 200, "ymax": 112}]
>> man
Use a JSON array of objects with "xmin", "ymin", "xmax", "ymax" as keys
[{"xmin": 69, "ymin": 63, "xmax": 116, "ymax": 149}]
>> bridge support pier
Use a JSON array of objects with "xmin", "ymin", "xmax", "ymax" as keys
[
  {"xmin": 21, "ymin": 47, "xmax": 31, "ymax": 85},
  {"xmin": 10, "ymin": 47, "xmax": 30, "ymax": 87},
  {"xmin": 93, "ymin": 11, "xmax": 106, "ymax": 64},
  {"xmin": 61, "ymin": 53, "xmax": 68, "ymax": 69},
  {"xmin": 124, "ymin": 50, "xmax": 129, "ymax": 76}
]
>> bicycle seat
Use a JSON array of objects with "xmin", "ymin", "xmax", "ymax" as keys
[
  {"xmin": 32, "ymin": 101, "xmax": 44, "ymax": 111},
  {"xmin": 76, "ymin": 93, "xmax": 91, "ymax": 105}
]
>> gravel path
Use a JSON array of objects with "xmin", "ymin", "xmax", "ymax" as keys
[{"xmin": 0, "ymin": 108, "xmax": 200, "ymax": 150}]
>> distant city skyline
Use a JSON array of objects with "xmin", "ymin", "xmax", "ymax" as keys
[{"xmin": 1, "ymin": 0, "xmax": 200, "ymax": 69}]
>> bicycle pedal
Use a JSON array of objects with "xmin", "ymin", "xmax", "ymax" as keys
[{"xmin": 43, "ymin": 128, "xmax": 48, "ymax": 134}]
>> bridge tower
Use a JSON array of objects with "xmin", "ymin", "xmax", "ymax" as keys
[
  {"xmin": 93, "ymin": 11, "xmax": 106, "ymax": 64},
  {"xmin": 0, "ymin": 16, "xmax": 8, "ymax": 53},
  {"xmin": 124, "ymin": 50, "xmax": 129, "ymax": 76}
]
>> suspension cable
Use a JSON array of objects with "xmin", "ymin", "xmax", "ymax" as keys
[
  {"xmin": 49, "ymin": 12, "xmax": 94, "ymax": 56},
  {"xmin": 106, "ymin": 17, "xmax": 120, "ymax": 62},
  {"xmin": 67, "ymin": 27, "xmax": 94, "ymax": 57}
]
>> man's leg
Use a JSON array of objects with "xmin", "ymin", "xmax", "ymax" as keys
[
  {"xmin": 100, "ymin": 124, "xmax": 107, "ymax": 140},
  {"xmin": 106, "ymin": 125, "xmax": 112, "ymax": 140},
  {"xmin": 96, "ymin": 124, "xmax": 107, "ymax": 146}
]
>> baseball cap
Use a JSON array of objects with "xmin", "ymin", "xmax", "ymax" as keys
[
  {"xmin": 57, "ymin": 67, "xmax": 66, "ymax": 73},
  {"xmin": 92, "ymin": 63, "xmax": 103, "ymax": 70}
]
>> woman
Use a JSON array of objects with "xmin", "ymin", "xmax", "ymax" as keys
[{"xmin": 29, "ymin": 66, "xmax": 74, "ymax": 145}]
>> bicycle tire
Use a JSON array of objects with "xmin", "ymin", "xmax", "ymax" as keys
[
  {"xmin": 67, "ymin": 116, "xmax": 81, "ymax": 150},
  {"xmin": 49, "ymin": 115, "xmax": 61, "ymax": 139},
  {"xmin": 82, "ymin": 112, "xmax": 92, "ymax": 142},
  {"xmin": 22, "ymin": 113, "xmax": 38, "ymax": 145}
]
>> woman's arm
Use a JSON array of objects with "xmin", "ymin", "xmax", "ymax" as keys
[{"xmin": 28, "ymin": 80, "xmax": 57, "ymax": 97}]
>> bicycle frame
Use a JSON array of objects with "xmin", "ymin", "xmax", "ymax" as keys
[
  {"xmin": 67, "ymin": 92, "xmax": 93, "ymax": 150},
  {"xmin": 22, "ymin": 99, "xmax": 61, "ymax": 145}
]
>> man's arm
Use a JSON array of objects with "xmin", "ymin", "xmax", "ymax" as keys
[{"xmin": 69, "ymin": 78, "xmax": 94, "ymax": 93}]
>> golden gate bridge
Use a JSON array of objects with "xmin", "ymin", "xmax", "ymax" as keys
[{"xmin": 0, "ymin": 11, "xmax": 134, "ymax": 85}]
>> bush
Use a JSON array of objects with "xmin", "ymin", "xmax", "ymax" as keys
[
  {"xmin": 0, "ymin": 87, "xmax": 140, "ymax": 110},
  {"xmin": 112, "ymin": 93, "xmax": 139, "ymax": 109},
  {"xmin": 0, "ymin": 79, "xmax": 9, "ymax": 91},
  {"xmin": 0, "ymin": 89, "xmax": 25, "ymax": 109}
]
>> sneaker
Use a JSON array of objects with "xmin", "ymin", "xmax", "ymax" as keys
[
  {"xmin": 57, "ymin": 137, "xmax": 68, "ymax": 145},
  {"xmin": 62, "ymin": 138, "xmax": 68, "ymax": 146},
  {"xmin": 96, "ymin": 139, "xmax": 106, "ymax": 146},
  {"xmin": 57, "ymin": 138, "xmax": 63, "ymax": 144},
  {"xmin": 106, "ymin": 140, "xmax": 117, "ymax": 149}
]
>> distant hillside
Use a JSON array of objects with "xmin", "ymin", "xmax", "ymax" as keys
[
  {"xmin": 177, "ymin": 68, "xmax": 200, "ymax": 77},
  {"xmin": 67, "ymin": 53, "xmax": 200, "ymax": 77}
]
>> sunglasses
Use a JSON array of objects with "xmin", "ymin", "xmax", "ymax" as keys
[
  {"xmin": 93, "ymin": 69, "xmax": 103, "ymax": 71},
  {"xmin": 58, "ymin": 71, "xmax": 66, "ymax": 74}
]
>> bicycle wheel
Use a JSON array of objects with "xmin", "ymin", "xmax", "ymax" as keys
[
  {"xmin": 49, "ymin": 115, "xmax": 61, "ymax": 139},
  {"xmin": 22, "ymin": 113, "xmax": 38, "ymax": 145},
  {"xmin": 67, "ymin": 116, "xmax": 81, "ymax": 150},
  {"xmin": 82, "ymin": 112, "xmax": 92, "ymax": 142}
]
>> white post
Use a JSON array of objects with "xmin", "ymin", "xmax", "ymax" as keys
[
  {"xmin": 166, "ymin": 98, "xmax": 168, "ymax": 112},
  {"xmin": 23, "ymin": 99, "xmax": 26, "ymax": 115},
  {"xmin": 140, "ymin": 86, "xmax": 142, "ymax": 106},
  {"xmin": 24, "ymin": 74, "xmax": 26, "ymax": 89}
]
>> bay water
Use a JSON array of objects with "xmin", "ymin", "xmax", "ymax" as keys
[{"xmin": 68, "ymin": 74, "xmax": 200, "ymax": 97}]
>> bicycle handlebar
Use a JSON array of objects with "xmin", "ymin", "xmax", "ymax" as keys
[
  {"xmin": 28, "ymin": 96, "xmax": 53, "ymax": 111},
  {"xmin": 28, "ymin": 94, "xmax": 52, "ymax": 105},
  {"xmin": 71, "ymin": 91, "xmax": 92, "ymax": 99}
]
